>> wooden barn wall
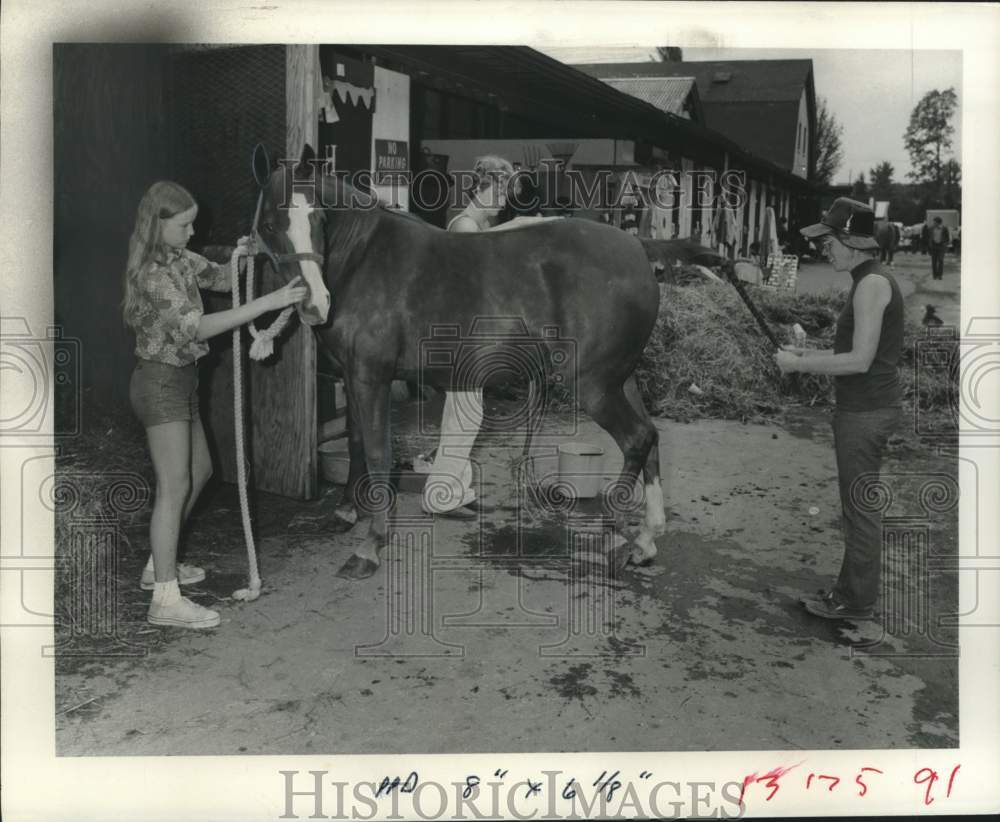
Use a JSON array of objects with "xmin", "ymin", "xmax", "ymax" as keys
[{"xmin": 53, "ymin": 44, "xmax": 173, "ymax": 418}]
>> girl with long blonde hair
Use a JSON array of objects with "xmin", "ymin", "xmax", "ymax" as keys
[{"xmin": 124, "ymin": 180, "xmax": 307, "ymax": 629}]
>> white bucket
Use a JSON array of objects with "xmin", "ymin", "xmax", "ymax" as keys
[
  {"xmin": 557, "ymin": 442, "xmax": 605, "ymax": 498},
  {"xmin": 318, "ymin": 438, "xmax": 350, "ymax": 485}
]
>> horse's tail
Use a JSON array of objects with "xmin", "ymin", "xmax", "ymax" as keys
[
  {"xmin": 639, "ymin": 237, "xmax": 735, "ymax": 281},
  {"xmin": 639, "ymin": 237, "xmax": 731, "ymax": 269}
]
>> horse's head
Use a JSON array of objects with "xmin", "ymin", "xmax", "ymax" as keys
[{"xmin": 254, "ymin": 144, "xmax": 331, "ymax": 326}]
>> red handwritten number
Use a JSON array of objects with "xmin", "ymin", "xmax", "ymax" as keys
[
  {"xmin": 914, "ymin": 768, "xmax": 939, "ymax": 806},
  {"xmin": 819, "ymin": 775, "xmax": 840, "ymax": 791},
  {"xmin": 806, "ymin": 773, "xmax": 814, "ymax": 790},
  {"xmin": 739, "ymin": 764, "xmax": 803, "ymax": 805},
  {"xmin": 947, "ymin": 765, "xmax": 960, "ymax": 798},
  {"xmin": 855, "ymin": 767, "xmax": 883, "ymax": 797}
]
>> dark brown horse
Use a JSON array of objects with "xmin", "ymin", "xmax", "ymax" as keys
[{"xmin": 256, "ymin": 146, "xmax": 666, "ymax": 579}]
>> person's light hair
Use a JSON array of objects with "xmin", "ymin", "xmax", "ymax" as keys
[
  {"xmin": 122, "ymin": 181, "xmax": 197, "ymax": 328},
  {"xmin": 472, "ymin": 154, "xmax": 514, "ymax": 192}
]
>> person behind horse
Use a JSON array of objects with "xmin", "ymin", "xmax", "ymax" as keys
[
  {"xmin": 421, "ymin": 155, "xmax": 516, "ymax": 517},
  {"xmin": 123, "ymin": 181, "xmax": 307, "ymax": 628},
  {"xmin": 776, "ymin": 197, "xmax": 904, "ymax": 620}
]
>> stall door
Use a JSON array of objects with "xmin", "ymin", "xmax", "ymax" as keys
[{"xmin": 171, "ymin": 44, "xmax": 319, "ymax": 500}]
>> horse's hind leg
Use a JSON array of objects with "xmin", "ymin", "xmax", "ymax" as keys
[
  {"xmin": 578, "ymin": 376, "xmax": 659, "ymax": 572},
  {"xmin": 329, "ymin": 385, "xmax": 365, "ymax": 533},
  {"xmin": 335, "ymin": 372, "xmax": 393, "ymax": 581},
  {"xmin": 624, "ymin": 375, "xmax": 666, "ymax": 565}
]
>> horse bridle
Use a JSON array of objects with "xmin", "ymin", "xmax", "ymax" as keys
[
  {"xmin": 249, "ymin": 142, "xmax": 324, "ymax": 281},
  {"xmin": 249, "ymin": 187, "xmax": 325, "ymax": 277}
]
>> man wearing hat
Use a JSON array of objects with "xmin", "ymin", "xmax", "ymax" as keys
[{"xmin": 776, "ymin": 198, "xmax": 904, "ymax": 620}]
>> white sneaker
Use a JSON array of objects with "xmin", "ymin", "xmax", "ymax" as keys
[
  {"xmin": 148, "ymin": 596, "xmax": 220, "ymax": 629},
  {"xmin": 140, "ymin": 562, "xmax": 206, "ymax": 591}
]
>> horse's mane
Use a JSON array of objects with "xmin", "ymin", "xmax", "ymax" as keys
[{"xmin": 316, "ymin": 174, "xmax": 441, "ymax": 231}]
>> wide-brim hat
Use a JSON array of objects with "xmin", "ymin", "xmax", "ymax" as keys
[{"xmin": 801, "ymin": 197, "xmax": 880, "ymax": 251}]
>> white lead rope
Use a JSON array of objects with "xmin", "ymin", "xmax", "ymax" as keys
[{"xmin": 228, "ymin": 241, "xmax": 294, "ymax": 602}]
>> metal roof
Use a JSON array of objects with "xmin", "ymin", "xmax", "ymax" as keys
[
  {"xmin": 355, "ymin": 45, "xmax": 816, "ymax": 190},
  {"xmin": 574, "ymin": 59, "xmax": 816, "ymax": 176},
  {"xmin": 599, "ymin": 76, "xmax": 700, "ymax": 119},
  {"xmin": 574, "ymin": 60, "xmax": 814, "ymax": 104}
]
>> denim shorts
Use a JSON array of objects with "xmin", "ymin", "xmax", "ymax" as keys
[{"xmin": 129, "ymin": 359, "xmax": 200, "ymax": 428}]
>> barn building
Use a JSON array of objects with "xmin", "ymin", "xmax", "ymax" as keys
[{"xmin": 54, "ymin": 44, "xmax": 822, "ymax": 500}]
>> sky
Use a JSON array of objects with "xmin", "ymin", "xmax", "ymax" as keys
[{"xmin": 541, "ymin": 46, "xmax": 963, "ymax": 186}]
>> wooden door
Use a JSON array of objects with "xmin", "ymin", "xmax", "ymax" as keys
[{"xmin": 172, "ymin": 44, "xmax": 320, "ymax": 500}]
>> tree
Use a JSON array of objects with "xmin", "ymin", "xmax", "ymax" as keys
[
  {"xmin": 850, "ymin": 172, "xmax": 869, "ymax": 202},
  {"xmin": 904, "ymin": 88, "xmax": 958, "ymax": 186},
  {"xmin": 655, "ymin": 47, "xmax": 683, "ymax": 62},
  {"xmin": 869, "ymin": 161, "xmax": 895, "ymax": 201},
  {"xmin": 940, "ymin": 158, "xmax": 962, "ymax": 209},
  {"xmin": 813, "ymin": 97, "xmax": 844, "ymax": 185}
]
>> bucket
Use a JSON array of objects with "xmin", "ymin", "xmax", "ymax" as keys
[
  {"xmin": 318, "ymin": 438, "xmax": 350, "ymax": 485},
  {"xmin": 557, "ymin": 442, "xmax": 605, "ymax": 498}
]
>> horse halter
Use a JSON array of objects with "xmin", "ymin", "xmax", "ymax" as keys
[
  {"xmin": 249, "ymin": 142, "xmax": 324, "ymax": 278},
  {"xmin": 249, "ymin": 187, "xmax": 325, "ymax": 275}
]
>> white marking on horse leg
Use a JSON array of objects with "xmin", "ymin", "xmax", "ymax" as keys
[
  {"xmin": 644, "ymin": 477, "xmax": 666, "ymax": 535},
  {"xmin": 631, "ymin": 477, "xmax": 665, "ymax": 564},
  {"xmin": 422, "ymin": 390, "xmax": 482, "ymax": 513},
  {"xmin": 288, "ymin": 192, "xmax": 331, "ymax": 321}
]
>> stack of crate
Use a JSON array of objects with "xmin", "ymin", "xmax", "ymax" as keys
[{"xmin": 763, "ymin": 254, "xmax": 799, "ymax": 292}]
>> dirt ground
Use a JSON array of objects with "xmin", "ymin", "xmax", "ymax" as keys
[{"xmin": 54, "ymin": 252, "xmax": 960, "ymax": 756}]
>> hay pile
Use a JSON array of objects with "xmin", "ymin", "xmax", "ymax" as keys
[{"xmin": 633, "ymin": 279, "xmax": 957, "ymax": 424}]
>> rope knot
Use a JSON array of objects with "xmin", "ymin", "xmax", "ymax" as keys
[{"xmin": 231, "ymin": 242, "xmax": 295, "ymax": 361}]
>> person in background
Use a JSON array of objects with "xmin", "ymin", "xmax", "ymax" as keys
[
  {"xmin": 123, "ymin": 181, "xmax": 306, "ymax": 629},
  {"xmin": 875, "ymin": 219, "xmax": 898, "ymax": 267},
  {"xmin": 776, "ymin": 197, "xmax": 904, "ymax": 621},
  {"xmin": 421, "ymin": 155, "xmax": 517, "ymax": 518},
  {"xmin": 928, "ymin": 216, "xmax": 951, "ymax": 280}
]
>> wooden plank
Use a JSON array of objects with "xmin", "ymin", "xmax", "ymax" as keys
[
  {"xmin": 679, "ymin": 157, "xmax": 694, "ymax": 239},
  {"xmin": 244, "ymin": 45, "xmax": 321, "ymax": 500},
  {"xmin": 319, "ymin": 415, "xmax": 348, "ymax": 444},
  {"xmin": 286, "ymin": 45, "xmax": 319, "ymax": 163}
]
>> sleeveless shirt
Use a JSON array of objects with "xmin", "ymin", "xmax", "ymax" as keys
[{"xmin": 833, "ymin": 262, "xmax": 904, "ymax": 410}]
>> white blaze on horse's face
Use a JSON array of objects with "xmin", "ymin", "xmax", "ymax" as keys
[{"xmin": 287, "ymin": 192, "xmax": 331, "ymax": 324}]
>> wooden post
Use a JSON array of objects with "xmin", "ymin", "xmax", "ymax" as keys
[
  {"xmin": 680, "ymin": 157, "xmax": 694, "ymax": 239},
  {"xmin": 746, "ymin": 179, "xmax": 758, "ymax": 258},
  {"xmin": 245, "ymin": 45, "xmax": 321, "ymax": 500}
]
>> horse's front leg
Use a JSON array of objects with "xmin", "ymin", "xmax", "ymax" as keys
[
  {"xmin": 329, "ymin": 386, "xmax": 366, "ymax": 533},
  {"xmin": 335, "ymin": 372, "xmax": 393, "ymax": 580}
]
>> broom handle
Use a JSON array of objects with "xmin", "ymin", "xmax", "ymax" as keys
[{"xmin": 725, "ymin": 268, "xmax": 781, "ymax": 351}]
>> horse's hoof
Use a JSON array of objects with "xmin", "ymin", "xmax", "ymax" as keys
[
  {"xmin": 629, "ymin": 549, "xmax": 655, "ymax": 568},
  {"xmin": 336, "ymin": 555, "xmax": 379, "ymax": 580}
]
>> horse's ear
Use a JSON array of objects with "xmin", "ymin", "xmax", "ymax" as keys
[
  {"xmin": 252, "ymin": 143, "xmax": 273, "ymax": 188},
  {"xmin": 296, "ymin": 143, "xmax": 317, "ymax": 179}
]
